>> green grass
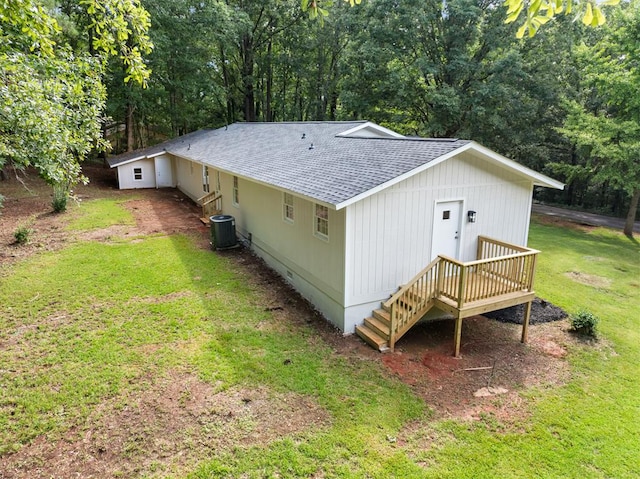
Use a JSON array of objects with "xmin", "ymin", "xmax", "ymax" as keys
[
  {"xmin": 1, "ymin": 206, "xmax": 638, "ymax": 477},
  {"xmin": 65, "ymin": 197, "xmax": 136, "ymax": 231},
  {"xmin": 407, "ymin": 220, "xmax": 640, "ymax": 479}
]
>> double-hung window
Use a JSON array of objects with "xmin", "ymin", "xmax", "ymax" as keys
[
  {"xmin": 314, "ymin": 204, "xmax": 329, "ymax": 240},
  {"xmin": 232, "ymin": 176, "xmax": 240, "ymax": 206},
  {"xmin": 133, "ymin": 167, "xmax": 143, "ymax": 181},
  {"xmin": 283, "ymin": 193, "xmax": 294, "ymax": 223}
]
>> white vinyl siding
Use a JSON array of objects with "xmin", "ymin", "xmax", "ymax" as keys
[
  {"xmin": 116, "ymin": 158, "xmax": 156, "ymax": 189},
  {"xmin": 283, "ymin": 192, "xmax": 294, "ymax": 223}
]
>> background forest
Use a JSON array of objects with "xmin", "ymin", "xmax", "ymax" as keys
[{"xmin": 2, "ymin": 0, "xmax": 639, "ymax": 230}]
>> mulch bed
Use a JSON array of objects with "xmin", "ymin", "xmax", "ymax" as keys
[{"xmin": 484, "ymin": 297, "xmax": 568, "ymax": 325}]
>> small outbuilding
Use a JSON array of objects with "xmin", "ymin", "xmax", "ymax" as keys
[{"xmin": 108, "ymin": 121, "xmax": 563, "ymax": 355}]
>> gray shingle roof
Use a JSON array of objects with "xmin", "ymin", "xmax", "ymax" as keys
[{"xmin": 108, "ymin": 122, "xmax": 470, "ymax": 207}]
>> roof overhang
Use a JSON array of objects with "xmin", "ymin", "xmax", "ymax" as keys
[
  {"xmin": 334, "ymin": 141, "xmax": 564, "ymax": 210},
  {"xmin": 107, "ymin": 150, "xmax": 170, "ymax": 168}
]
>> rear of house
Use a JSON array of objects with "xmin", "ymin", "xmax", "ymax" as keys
[{"xmin": 108, "ymin": 122, "xmax": 563, "ymax": 337}]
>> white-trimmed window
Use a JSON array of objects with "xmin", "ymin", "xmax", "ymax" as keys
[
  {"xmin": 283, "ymin": 193, "xmax": 294, "ymax": 223},
  {"xmin": 232, "ymin": 176, "xmax": 239, "ymax": 206},
  {"xmin": 203, "ymin": 166, "xmax": 210, "ymax": 193},
  {"xmin": 133, "ymin": 167, "xmax": 143, "ymax": 181},
  {"xmin": 314, "ymin": 204, "xmax": 329, "ymax": 240}
]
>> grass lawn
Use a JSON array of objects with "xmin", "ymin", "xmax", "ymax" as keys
[{"xmin": 0, "ymin": 197, "xmax": 638, "ymax": 478}]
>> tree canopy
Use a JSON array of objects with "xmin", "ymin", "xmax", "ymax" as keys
[{"xmin": 0, "ymin": 0, "xmax": 152, "ymax": 209}]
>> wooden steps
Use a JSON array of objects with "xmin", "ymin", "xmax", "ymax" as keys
[{"xmin": 355, "ymin": 308, "xmax": 393, "ymax": 352}]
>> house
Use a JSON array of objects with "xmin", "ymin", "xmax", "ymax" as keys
[{"xmin": 108, "ymin": 121, "xmax": 564, "ymax": 355}]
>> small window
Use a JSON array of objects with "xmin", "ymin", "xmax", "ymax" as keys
[
  {"xmin": 283, "ymin": 193, "xmax": 294, "ymax": 223},
  {"xmin": 442, "ymin": 210, "xmax": 450, "ymax": 220},
  {"xmin": 232, "ymin": 176, "xmax": 239, "ymax": 206},
  {"xmin": 133, "ymin": 167, "xmax": 143, "ymax": 181},
  {"xmin": 314, "ymin": 204, "xmax": 329, "ymax": 240}
]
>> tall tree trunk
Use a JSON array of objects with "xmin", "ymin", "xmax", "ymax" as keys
[
  {"xmin": 126, "ymin": 101, "xmax": 135, "ymax": 152},
  {"xmin": 265, "ymin": 39, "xmax": 273, "ymax": 122},
  {"xmin": 242, "ymin": 35, "xmax": 256, "ymax": 122},
  {"xmin": 220, "ymin": 46, "xmax": 235, "ymax": 125},
  {"xmin": 624, "ymin": 188, "xmax": 639, "ymax": 237}
]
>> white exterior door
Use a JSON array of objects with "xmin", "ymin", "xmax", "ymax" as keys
[
  {"xmin": 155, "ymin": 155, "xmax": 174, "ymax": 188},
  {"xmin": 431, "ymin": 200, "xmax": 463, "ymax": 260}
]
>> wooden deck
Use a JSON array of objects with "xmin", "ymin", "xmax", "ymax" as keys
[{"xmin": 356, "ymin": 236, "xmax": 539, "ymax": 356}]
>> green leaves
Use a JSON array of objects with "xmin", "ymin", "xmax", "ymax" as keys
[{"xmin": 503, "ymin": 0, "xmax": 620, "ymax": 37}]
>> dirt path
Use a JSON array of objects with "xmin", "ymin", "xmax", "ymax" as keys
[{"xmin": 532, "ymin": 203, "xmax": 639, "ymax": 233}]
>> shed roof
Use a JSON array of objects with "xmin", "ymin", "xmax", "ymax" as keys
[{"xmin": 108, "ymin": 121, "xmax": 562, "ymax": 209}]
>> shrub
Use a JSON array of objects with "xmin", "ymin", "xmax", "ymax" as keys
[
  {"xmin": 52, "ymin": 185, "xmax": 68, "ymax": 213},
  {"xmin": 570, "ymin": 310, "xmax": 599, "ymax": 338},
  {"xmin": 14, "ymin": 226, "xmax": 33, "ymax": 245}
]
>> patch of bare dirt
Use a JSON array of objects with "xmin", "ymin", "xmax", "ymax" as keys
[
  {"xmin": 531, "ymin": 213, "xmax": 597, "ymax": 232},
  {"xmin": 0, "ymin": 371, "xmax": 330, "ymax": 479},
  {"xmin": 0, "ymin": 165, "xmax": 208, "ymax": 265},
  {"xmin": 565, "ymin": 271, "xmax": 612, "ymax": 288},
  {"xmin": 374, "ymin": 318, "xmax": 574, "ymax": 420}
]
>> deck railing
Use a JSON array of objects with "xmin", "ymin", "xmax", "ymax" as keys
[
  {"xmin": 198, "ymin": 190, "xmax": 222, "ymax": 218},
  {"xmin": 384, "ymin": 236, "xmax": 539, "ymax": 350},
  {"xmin": 383, "ymin": 258, "xmax": 441, "ymax": 350}
]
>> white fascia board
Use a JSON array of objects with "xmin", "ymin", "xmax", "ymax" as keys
[
  {"xmin": 108, "ymin": 150, "xmax": 168, "ymax": 168},
  {"xmin": 467, "ymin": 142, "xmax": 565, "ymax": 190},
  {"xmin": 336, "ymin": 121, "xmax": 405, "ymax": 139},
  {"xmin": 334, "ymin": 143, "xmax": 473, "ymax": 210},
  {"xmin": 108, "ymin": 155, "xmax": 147, "ymax": 168}
]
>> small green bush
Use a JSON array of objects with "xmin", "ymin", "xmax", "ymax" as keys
[
  {"xmin": 52, "ymin": 185, "xmax": 68, "ymax": 213},
  {"xmin": 14, "ymin": 226, "xmax": 33, "ymax": 245},
  {"xmin": 570, "ymin": 310, "xmax": 599, "ymax": 338}
]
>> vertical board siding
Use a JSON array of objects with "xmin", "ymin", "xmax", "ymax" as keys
[{"xmin": 345, "ymin": 151, "xmax": 533, "ymax": 307}]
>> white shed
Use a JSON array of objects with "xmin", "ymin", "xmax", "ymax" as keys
[{"xmin": 108, "ymin": 122, "xmax": 563, "ymax": 355}]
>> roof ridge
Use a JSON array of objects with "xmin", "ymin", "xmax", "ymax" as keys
[
  {"xmin": 337, "ymin": 135, "xmax": 465, "ymax": 143},
  {"xmin": 229, "ymin": 121, "xmax": 367, "ymax": 125}
]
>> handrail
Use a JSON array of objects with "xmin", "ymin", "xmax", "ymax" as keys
[
  {"xmin": 198, "ymin": 190, "xmax": 222, "ymax": 205},
  {"xmin": 382, "ymin": 237, "xmax": 539, "ymax": 351},
  {"xmin": 198, "ymin": 190, "xmax": 223, "ymax": 218},
  {"xmin": 383, "ymin": 257, "xmax": 441, "ymax": 309}
]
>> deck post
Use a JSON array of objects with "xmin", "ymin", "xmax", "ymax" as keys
[
  {"xmin": 521, "ymin": 300, "xmax": 532, "ymax": 343},
  {"xmin": 389, "ymin": 303, "xmax": 396, "ymax": 352},
  {"xmin": 454, "ymin": 313, "xmax": 463, "ymax": 357}
]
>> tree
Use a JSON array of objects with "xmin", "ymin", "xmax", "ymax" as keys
[
  {"xmin": 303, "ymin": 0, "xmax": 620, "ymax": 37},
  {"xmin": 0, "ymin": 0, "xmax": 152, "ymax": 209},
  {"xmin": 558, "ymin": 4, "xmax": 640, "ymax": 236}
]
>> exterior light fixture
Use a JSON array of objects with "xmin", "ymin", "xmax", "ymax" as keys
[{"xmin": 467, "ymin": 210, "xmax": 477, "ymax": 223}]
